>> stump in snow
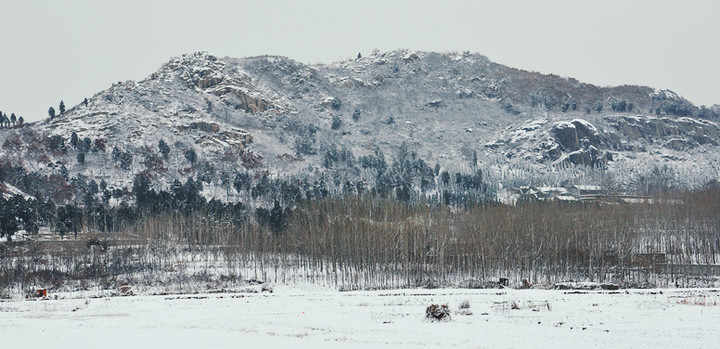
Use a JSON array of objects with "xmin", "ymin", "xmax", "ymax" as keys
[
  {"xmin": 426, "ymin": 304, "xmax": 451, "ymax": 321},
  {"xmin": 457, "ymin": 300, "xmax": 473, "ymax": 315},
  {"xmin": 117, "ymin": 285, "xmax": 133, "ymax": 295}
]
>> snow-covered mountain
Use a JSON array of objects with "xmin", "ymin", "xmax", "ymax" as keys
[{"xmin": 1, "ymin": 50, "xmax": 719, "ymax": 204}]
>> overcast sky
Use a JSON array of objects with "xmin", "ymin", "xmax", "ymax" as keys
[{"xmin": 2, "ymin": 0, "xmax": 719, "ymax": 122}]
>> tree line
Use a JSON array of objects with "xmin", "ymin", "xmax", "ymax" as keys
[
  {"xmin": 0, "ymin": 110, "xmax": 24, "ymax": 128},
  {"xmin": 1, "ymin": 181, "xmax": 718, "ymax": 293}
]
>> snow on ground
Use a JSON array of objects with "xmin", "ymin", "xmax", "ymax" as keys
[{"xmin": 1, "ymin": 286, "xmax": 719, "ymax": 348}]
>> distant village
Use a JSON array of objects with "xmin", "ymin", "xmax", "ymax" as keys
[{"xmin": 512, "ymin": 185, "xmax": 682, "ymax": 205}]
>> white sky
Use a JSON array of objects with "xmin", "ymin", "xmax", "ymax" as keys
[{"xmin": 2, "ymin": 0, "xmax": 719, "ymax": 122}]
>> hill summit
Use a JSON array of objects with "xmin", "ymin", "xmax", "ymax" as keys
[{"xmin": 1, "ymin": 50, "xmax": 719, "ymax": 206}]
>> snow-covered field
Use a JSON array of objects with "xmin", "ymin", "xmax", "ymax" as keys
[{"xmin": 1, "ymin": 286, "xmax": 718, "ymax": 348}]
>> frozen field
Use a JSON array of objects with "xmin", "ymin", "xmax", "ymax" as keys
[{"xmin": 1, "ymin": 286, "xmax": 719, "ymax": 348}]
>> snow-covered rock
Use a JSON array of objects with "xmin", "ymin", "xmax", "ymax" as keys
[{"xmin": 0, "ymin": 50, "xmax": 717, "ymax": 203}]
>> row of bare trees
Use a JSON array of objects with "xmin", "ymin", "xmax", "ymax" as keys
[
  {"xmin": 2, "ymin": 186, "xmax": 718, "ymax": 294},
  {"xmin": 264, "ymin": 188, "xmax": 719, "ymax": 288}
]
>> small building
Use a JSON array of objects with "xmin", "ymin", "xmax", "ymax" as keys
[
  {"xmin": 535, "ymin": 186, "xmax": 570, "ymax": 200},
  {"xmin": 513, "ymin": 186, "xmax": 540, "ymax": 202},
  {"xmin": 514, "ymin": 186, "xmax": 572, "ymax": 202},
  {"xmin": 570, "ymin": 185, "xmax": 604, "ymax": 197}
]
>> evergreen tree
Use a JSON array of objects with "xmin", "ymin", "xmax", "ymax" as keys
[
  {"xmin": 112, "ymin": 146, "xmax": 122, "ymax": 161},
  {"xmin": 158, "ymin": 139, "xmax": 170, "ymax": 159},
  {"xmin": 120, "ymin": 152, "xmax": 133, "ymax": 170},
  {"xmin": 59, "ymin": 100, "xmax": 66, "ymax": 115},
  {"xmin": 87, "ymin": 180, "xmax": 99, "ymax": 196},
  {"xmin": 255, "ymin": 207, "xmax": 270, "ymax": 228},
  {"xmin": 17, "ymin": 198, "xmax": 38, "ymax": 235},
  {"xmin": 55, "ymin": 205, "xmax": 78, "ymax": 239},
  {"xmin": 82, "ymin": 137, "xmax": 92, "ymax": 152},
  {"xmin": 269, "ymin": 200, "xmax": 288, "ymax": 235},
  {"xmin": 184, "ymin": 148, "xmax": 197, "ymax": 165},
  {"xmin": 70, "ymin": 132, "xmax": 79, "ymax": 148},
  {"xmin": 102, "ymin": 189, "xmax": 112, "ymax": 203},
  {"xmin": 48, "ymin": 106, "xmax": 56, "ymax": 119},
  {"xmin": 17, "ymin": 116, "xmax": 23, "ymax": 126},
  {"xmin": 170, "ymin": 179, "xmax": 184, "ymax": 201},
  {"xmin": 251, "ymin": 174, "xmax": 270, "ymax": 199},
  {"xmin": 10, "ymin": 113, "xmax": 16, "ymax": 127},
  {"xmin": 132, "ymin": 174, "xmax": 152, "ymax": 209},
  {"xmin": 99, "ymin": 180, "xmax": 109, "ymax": 203},
  {"xmin": 441, "ymin": 171, "xmax": 450, "ymax": 185},
  {"xmin": 0, "ymin": 197, "xmax": 19, "ymax": 241},
  {"xmin": 233, "ymin": 172, "xmax": 251, "ymax": 193},
  {"xmin": 182, "ymin": 178, "xmax": 202, "ymax": 209}
]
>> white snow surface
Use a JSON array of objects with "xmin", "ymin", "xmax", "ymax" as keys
[{"xmin": 2, "ymin": 286, "xmax": 719, "ymax": 348}]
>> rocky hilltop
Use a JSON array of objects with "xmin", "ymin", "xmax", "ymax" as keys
[{"xmin": 1, "ymin": 50, "xmax": 718, "ymax": 206}]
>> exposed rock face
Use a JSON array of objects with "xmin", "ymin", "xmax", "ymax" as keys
[
  {"xmin": 161, "ymin": 52, "xmax": 278, "ymax": 115},
  {"xmin": 566, "ymin": 150, "xmax": 592, "ymax": 166},
  {"xmin": 220, "ymin": 89, "xmax": 272, "ymax": 114},
  {"xmin": 489, "ymin": 113, "xmax": 720, "ymax": 170},
  {"xmin": 552, "ymin": 121, "xmax": 579, "ymax": 151},
  {"xmin": 552, "ymin": 119, "xmax": 602, "ymax": 152},
  {"xmin": 179, "ymin": 122, "xmax": 221, "ymax": 133},
  {"xmin": 320, "ymin": 97, "xmax": 341, "ymax": 110},
  {"xmin": 605, "ymin": 115, "xmax": 720, "ymax": 148},
  {"xmin": 547, "ymin": 119, "xmax": 608, "ymax": 167},
  {"xmin": 571, "ymin": 119, "xmax": 600, "ymax": 145},
  {"xmin": 539, "ymin": 140, "xmax": 562, "ymax": 161},
  {"xmin": 561, "ymin": 145, "xmax": 607, "ymax": 167}
]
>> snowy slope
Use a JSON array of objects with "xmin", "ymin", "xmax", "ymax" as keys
[{"xmin": 0, "ymin": 50, "xmax": 718, "ymax": 203}]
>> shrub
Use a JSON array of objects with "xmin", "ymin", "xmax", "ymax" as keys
[
  {"xmin": 504, "ymin": 102, "xmax": 521, "ymax": 115},
  {"xmin": 331, "ymin": 98, "xmax": 342, "ymax": 110},
  {"xmin": 426, "ymin": 304, "xmax": 451, "ymax": 321},
  {"xmin": 331, "ymin": 115, "xmax": 342, "ymax": 130}
]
